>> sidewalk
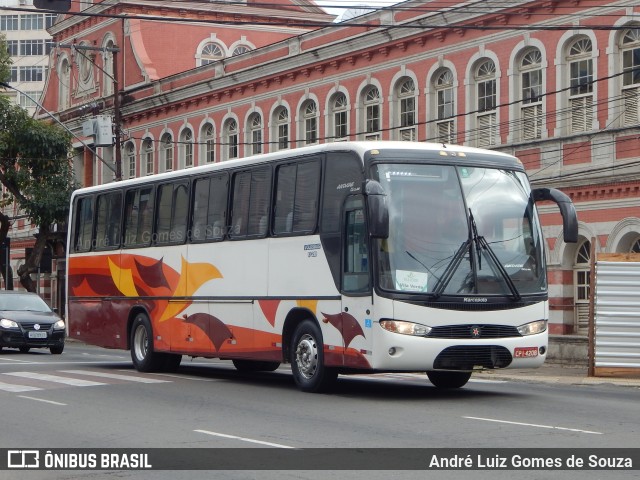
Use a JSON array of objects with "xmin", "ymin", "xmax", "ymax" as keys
[{"xmin": 477, "ymin": 363, "xmax": 640, "ymax": 387}]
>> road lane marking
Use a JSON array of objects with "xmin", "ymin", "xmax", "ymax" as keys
[
  {"xmin": 132, "ymin": 371, "xmax": 220, "ymax": 382},
  {"xmin": 194, "ymin": 430, "xmax": 296, "ymax": 449},
  {"xmin": 0, "ymin": 361, "xmax": 133, "ymax": 367},
  {"xmin": 0, "ymin": 381, "xmax": 43, "ymax": 393},
  {"xmin": 4, "ymin": 372, "xmax": 106, "ymax": 387},
  {"xmin": 463, "ymin": 416, "xmax": 603, "ymax": 435},
  {"xmin": 17, "ymin": 395, "xmax": 67, "ymax": 406},
  {"xmin": 60, "ymin": 370, "xmax": 171, "ymax": 384},
  {"xmin": 0, "ymin": 358, "xmax": 34, "ymax": 363}
]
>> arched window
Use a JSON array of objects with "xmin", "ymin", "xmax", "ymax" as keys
[
  {"xmin": 474, "ymin": 60, "xmax": 497, "ymax": 147},
  {"xmin": 520, "ymin": 49, "xmax": 543, "ymax": 140},
  {"xmin": 198, "ymin": 42, "xmax": 224, "ymax": 66},
  {"xmin": 330, "ymin": 93, "xmax": 348, "ymax": 141},
  {"xmin": 622, "ymin": 28, "xmax": 640, "ymax": 126},
  {"xmin": 301, "ymin": 100, "xmax": 318, "ymax": 145},
  {"xmin": 223, "ymin": 119, "xmax": 238, "ymax": 160},
  {"xmin": 180, "ymin": 129, "xmax": 194, "ymax": 168},
  {"xmin": 248, "ymin": 113, "xmax": 262, "ymax": 155},
  {"xmin": 274, "ymin": 107, "xmax": 289, "ymax": 151},
  {"xmin": 396, "ymin": 78, "xmax": 416, "ymax": 141},
  {"xmin": 232, "ymin": 45, "xmax": 251, "ymax": 56},
  {"xmin": 125, "ymin": 142, "xmax": 136, "ymax": 179},
  {"xmin": 102, "ymin": 39, "xmax": 115, "ymax": 97},
  {"xmin": 58, "ymin": 57, "xmax": 70, "ymax": 110},
  {"xmin": 160, "ymin": 133, "xmax": 173, "ymax": 172},
  {"xmin": 568, "ymin": 38, "xmax": 594, "ymax": 133},
  {"xmin": 362, "ymin": 86, "xmax": 381, "ymax": 140},
  {"xmin": 434, "ymin": 69, "xmax": 455, "ymax": 144},
  {"xmin": 574, "ymin": 240, "xmax": 591, "ymax": 334},
  {"xmin": 201, "ymin": 123, "xmax": 215, "ymax": 163},
  {"xmin": 142, "ymin": 138, "xmax": 154, "ymax": 175}
]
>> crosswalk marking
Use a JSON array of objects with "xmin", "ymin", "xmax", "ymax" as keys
[
  {"xmin": 60, "ymin": 370, "xmax": 170, "ymax": 384},
  {"xmin": 0, "ymin": 381, "xmax": 43, "ymax": 393},
  {"xmin": 3, "ymin": 372, "xmax": 106, "ymax": 387}
]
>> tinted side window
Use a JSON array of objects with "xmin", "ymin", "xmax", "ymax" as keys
[
  {"xmin": 94, "ymin": 192, "xmax": 122, "ymax": 250},
  {"xmin": 321, "ymin": 153, "xmax": 363, "ymax": 233},
  {"xmin": 123, "ymin": 187, "xmax": 154, "ymax": 247},
  {"xmin": 274, "ymin": 160, "xmax": 320, "ymax": 235},
  {"xmin": 192, "ymin": 173, "xmax": 228, "ymax": 242},
  {"xmin": 73, "ymin": 196, "xmax": 94, "ymax": 252},
  {"xmin": 156, "ymin": 182, "xmax": 189, "ymax": 245},
  {"xmin": 230, "ymin": 167, "xmax": 271, "ymax": 238}
]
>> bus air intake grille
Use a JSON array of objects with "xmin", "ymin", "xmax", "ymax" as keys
[
  {"xmin": 428, "ymin": 324, "xmax": 521, "ymax": 339},
  {"xmin": 433, "ymin": 346, "xmax": 512, "ymax": 370}
]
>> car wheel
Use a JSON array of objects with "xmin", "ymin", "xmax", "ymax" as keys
[
  {"xmin": 50, "ymin": 345, "xmax": 64, "ymax": 355},
  {"xmin": 130, "ymin": 313, "xmax": 165, "ymax": 372},
  {"xmin": 427, "ymin": 370, "xmax": 472, "ymax": 388},
  {"xmin": 232, "ymin": 359, "xmax": 280, "ymax": 372},
  {"xmin": 290, "ymin": 319, "xmax": 337, "ymax": 393},
  {"xmin": 19, "ymin": 346, "xmax": 30, "ymax": 354}
]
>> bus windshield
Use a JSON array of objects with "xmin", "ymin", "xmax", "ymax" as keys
[{"xmin": 374, "ymin": 163, "xmax": 546, "ymax": 297}]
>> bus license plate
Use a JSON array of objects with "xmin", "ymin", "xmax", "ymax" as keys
[
  {"xmin": 28, "ymin": 331, "xmax": 47, "ymax": 339},
  {"xmin": 514, "ymin": 347, "xmax": 538, "ymax": 358}
]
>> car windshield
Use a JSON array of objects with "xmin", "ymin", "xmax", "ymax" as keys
[
  {"xmin": 0, "ymin": 294, "xmax": 52, "ymax": 312},
  {"xmin": 374, "ymin": 163, "xmax": 546, "ymax": 297}
]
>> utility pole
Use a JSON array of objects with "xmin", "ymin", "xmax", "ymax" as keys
[{"xmin": 113, "ymin": 48, "xmax": 122, "ymax": 181}]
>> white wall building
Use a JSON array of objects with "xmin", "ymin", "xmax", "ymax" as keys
[{"xmin": 1, "ymin": 0, "xmax": 56, "ymax": 115}]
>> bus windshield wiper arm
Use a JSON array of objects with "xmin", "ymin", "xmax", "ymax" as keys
[
  {"xmin": 430, "ymin": 239, "xmax": 471, "ymax": 299},
  {"xmin": 469, "ymin": 210, "xmax": 521, "ymax": 301}
]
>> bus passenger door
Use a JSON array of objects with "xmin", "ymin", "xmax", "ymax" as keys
[{"xmin": 341, "ymin": 196, "xmax": 374, "ymax": 369}]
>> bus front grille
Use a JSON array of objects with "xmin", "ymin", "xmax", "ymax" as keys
[
  {"xmin": 433, "ymin": 346, "xmax": 512, "ymax": 370},
  {"xmin": 428, "ymin": 324, "xmax": 521, "ymax": 339}
]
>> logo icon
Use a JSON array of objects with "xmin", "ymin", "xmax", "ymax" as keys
[
  {"xmin": 470, "ymin": 326, "xmax": 481, "ymax": 338},
  {"xmin": 8, "ymin": 450, "xmax": 40, "ymax": 469},
  {"xmin": 34, "ymin": 324, "xmax": 41, "ymax": 331}
]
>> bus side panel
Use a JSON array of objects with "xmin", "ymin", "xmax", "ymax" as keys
[{"xmin": 67, "ymin": 253, "xmax": 128, "ymax": 349}]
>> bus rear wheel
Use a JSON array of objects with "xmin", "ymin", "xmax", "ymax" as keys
[
  {"xmin": 232, "ymin": 359, "xmax": 280, "ymax": 372},
  {"xmin": 130, "ymin": 313, "xmax": 165, "ymax": 372},
  {"xmin": 427, "ymin": 370, "xmax": 472, "ymax": 389},
  {"xmin": 290, "ymin": 320, "xmax": 337, "ymax": 393}
]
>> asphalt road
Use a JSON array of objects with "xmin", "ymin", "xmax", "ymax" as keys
[{"xmin": 0, "ymin": 342, "xmax": 638, "ymax": 480}]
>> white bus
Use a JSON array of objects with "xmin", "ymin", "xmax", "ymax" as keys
[{"xmin": 67, "ymin": 142, "xmax": 577, "ymax": 392}]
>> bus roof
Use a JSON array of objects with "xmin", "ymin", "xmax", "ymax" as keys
[{"xmin": 71, "ymin": 141, "xmax": 518, "ymax": 197}]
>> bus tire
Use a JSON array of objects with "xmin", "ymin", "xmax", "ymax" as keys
[
  {"xmin": 290, "ymin": 319, "xmax": 337, "ymax": 393},
  {"xmin": 130, "ymin": 313, "xmax": 164, "ymax": 372},
  {"xmin": 427, "ymin": 370, "xmax": 472, "ymax": 389},
  {"xmin": 232, "ymin": 359, "xmax": 280, "ymax": 372}
]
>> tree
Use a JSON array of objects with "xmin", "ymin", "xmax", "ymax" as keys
[{"xmin": 0, "ymin": 38, "xmax": 76, "ymax": 291}]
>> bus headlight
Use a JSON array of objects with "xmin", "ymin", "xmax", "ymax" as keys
[
  {"xmin": 379, "ymin": 320, "xmax": 431, "ymax": 337},
  {"xmin": 517, "ymin": 320, "xmax": 547, "ymax": 336}
]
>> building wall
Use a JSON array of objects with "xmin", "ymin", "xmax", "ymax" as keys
[{"xmin": 37, "ymin": 0, "xmax": 640, "ymax": 334}]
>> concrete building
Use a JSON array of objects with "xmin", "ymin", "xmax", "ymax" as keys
[
  {"xmin": 1, "ymin": 0, "xmax": 56, "ymax": 114},
  {"xmin": 36, "ymin": 0, "xmax": 640, "ymax": 336}
]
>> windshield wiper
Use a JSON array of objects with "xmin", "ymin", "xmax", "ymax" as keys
[
  {"xmin": 469, "ymin": 210, "xmax": 521, "ymax": 301},
  {"xmin": 430, "ymin": 239, "xmax": 471, "ymax": 299}
]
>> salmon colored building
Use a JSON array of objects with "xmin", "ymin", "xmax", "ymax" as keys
[{"xmin": 35, "ymin": 0, "xmax": 640, "ymax": 336}]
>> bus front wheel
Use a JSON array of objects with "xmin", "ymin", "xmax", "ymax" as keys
[
  {"xmin": 290, "ymin": 320, "xmax": 337, "ymax": 393},
  {"xmin": 427, "ymin": 370, "xmax": 472, "ymax": 389},
  {"xmin": 130, "ymin": 313, "xmax": 165, "ymax": 372}
]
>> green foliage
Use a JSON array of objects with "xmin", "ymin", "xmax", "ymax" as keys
[
  {"xmin": 0, "ymin": 33, "xmax": 11, "ymax": 84},
  {"xmin": 0, "ymin": 96, "xmax": 77, "ymax": 229}
]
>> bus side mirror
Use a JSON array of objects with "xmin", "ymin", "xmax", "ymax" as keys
[
  {"xmin": 532, "ymin": 187, "xmax": 578, "ymax": 243},
  {"xmin": 364, "ymin": 180, "xmax": 389, "ymax": 239}
]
